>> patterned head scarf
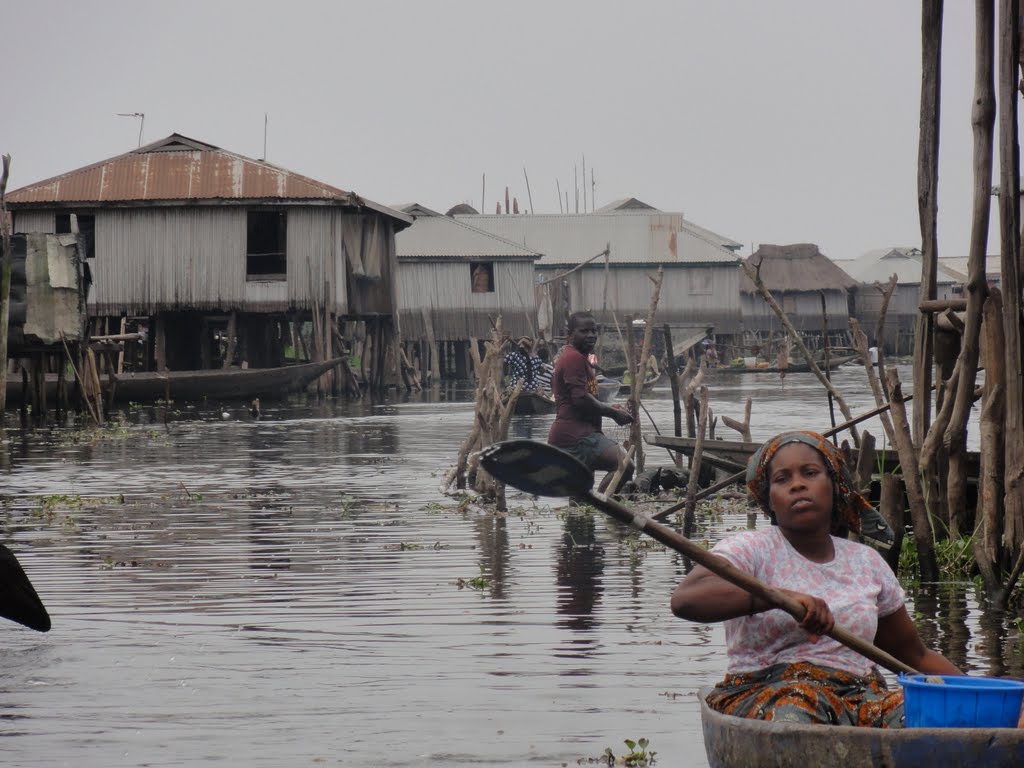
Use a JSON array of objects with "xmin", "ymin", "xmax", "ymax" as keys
[{"xmin": 745, "ymin": 431, "xmax": 868, "ymax": 535}]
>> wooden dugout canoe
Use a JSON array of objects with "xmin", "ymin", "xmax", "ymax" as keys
[
  {"xmin": 109, "ymin": 358, "xmax": 344, "ymax": 403},
  {"xmin": 6, "ymin": 358, "xmax": 346, "ymax": 408},
  {"xmin": 699, "ymin": 687, "xmax": 1024, "ymax": 768},
  {"xmin": 512, "ymin": 391, "xmax": 557, "ymax": 416}
]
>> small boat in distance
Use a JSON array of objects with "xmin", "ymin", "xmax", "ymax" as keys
[
  {"xmin": 512, "ymin": 391, "xmax": 557, "ymax": 416},
  {"xmin": 709, "ymin": 354, "xmax": 859, "ymax": 375}
]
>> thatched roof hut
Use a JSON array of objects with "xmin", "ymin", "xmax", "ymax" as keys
[{"xmin": 741, "ymin": 243, "xmax": 858, "ymax": 333}]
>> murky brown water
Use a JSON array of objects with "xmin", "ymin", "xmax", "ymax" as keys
[{"xmin": 0, "ymin": 365, "xmax": 1014, "ymax": 767}]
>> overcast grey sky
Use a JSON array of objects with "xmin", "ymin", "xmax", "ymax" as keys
[{"xmin": 2, "ymin": 1, "xmax": 1007, "ymax": 261}]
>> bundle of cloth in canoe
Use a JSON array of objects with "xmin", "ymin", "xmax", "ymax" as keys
[{"xmin": 671, "ymin": 430, "xmax": 1024, "ymax": 730}]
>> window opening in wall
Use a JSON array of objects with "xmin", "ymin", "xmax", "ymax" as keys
[
  {"xmin": 470, "ymin": 262, "xmax": 494, "ymax": 293},
  {"xmin": 247, "ymin": 211, "xmax": 287, "ymax": 280},
  {"xmin": 55, "ymin": 213, "xmax": 71, "ymax": 234},
  {"xmin": 75, "ymin": 214, "xmax": 96, "ymax": 259},
  {"xmin": 688, "ymin": 270, "xmax": 713, "ymax": 295}
]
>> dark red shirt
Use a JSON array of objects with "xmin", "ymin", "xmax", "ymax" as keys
[{"xmin": 547, "ymin": 344, "xmax": 602, "ymax": 447}]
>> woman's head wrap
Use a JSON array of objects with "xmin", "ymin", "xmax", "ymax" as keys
[{"xmin": 745, "ymin": 430, "xmax": 869, "ymax": 534}]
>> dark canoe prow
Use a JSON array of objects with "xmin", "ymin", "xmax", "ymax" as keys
[
  {"xmin": 699, "ymin": 687, "xmax": 1024, "ymax": 768},
  {"xmin": 111, "ymin": 358, "xmax": 344, "ymax": 403},
  {"xmin": 512, "ymin": 391, "xmax": 557, "ymax": 416},
  {"xmin": 617, "ymin": 372, "xmax": 662, "ymax": 396},
  {"xmin": 596, "ymin": 379, "xmax": 619, "ymax": 402}
]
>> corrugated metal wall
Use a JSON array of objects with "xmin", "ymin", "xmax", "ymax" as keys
[
  {"xmin": 397, "ymin": 259, "xmax": 535, "ymax": 340},
  {"xmin": 86, "ymin": 207, "xmax": 397, "ymax": 316},
  {"xmin": 537, "ymin": 264, "xmax": 743, "ymax": 332},
  {"xmin": 93, "ymin": 208, "xmax": 248, "ymax": 313},
  {"xmin": 741, "ymin": 290, "xmax": 850, "ymax": 332},
  {"xmin": 13, "ymin": 211, "xmax": 56, "ymax": 234}
]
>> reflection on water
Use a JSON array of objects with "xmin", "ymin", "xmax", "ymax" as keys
[
  {"xmin": 555, "ymin": 512, "xmax": 604, "ymax": 641},
  {"xmin": 0, "ymin": 365, "xmax": 1013, "ymax": 767}
]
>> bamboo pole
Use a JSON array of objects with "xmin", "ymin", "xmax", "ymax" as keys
[
  {"xmin": 942, "ymin": 0, "xmax": 995, "ymax": 529},
  {"xmin": 850, "ymin": 317, "xmax": 896, "ymax": 445},
  {"xmin": 997, "ymin": 0, "xmax": 1024, "ymax": 554},
  {"xmin": 682, "ymin": 387, "xmax": 709, "ymax": 539},
  {"xmin": 0, "ymin": 154, "xmax": 12, "ymax": 415},
  {"xmin": 662, "ymin": 324, "xmax": 683, "ymax": 467},
  {"xmin": 886, "ymin": 369, "xmax": 938, "ymax": 582},
  {"xmin": 913, "ymin": 0, "xmax": 944, "ymax": 446},
  {"xmin": 975, "ymin": 288, "xmax": 1005, "ymax": 596},
  {"xmin": 624, "ymin": 266, "xmax": 664, "ymax": 475}
]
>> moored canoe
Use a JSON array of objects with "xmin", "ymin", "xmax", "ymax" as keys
[{"xmin": 699, "ymin": 687, "xmax": 1024, "ymax": 767}]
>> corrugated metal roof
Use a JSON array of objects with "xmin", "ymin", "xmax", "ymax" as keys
[
  {"xmin": 595, "ymin": 197, "xmax": 659, "ymax": 212},
  {"xmin": 839, "ymin": 247, "xmax": 962, "ymax": 285},
  {"xmin": 7, "ymin": 133, "xmax": 412, "ymax": 225},
  {"xmin": 937, "ymin": 255, "xmax": 1002, "ymax": 282},
  {"xmin": 396, "ymin": 213, "xmax": 541, "ymax": 260},
  {"xmin": 452, "ymin": 212, "xmax": 740, "ymax": 266}
]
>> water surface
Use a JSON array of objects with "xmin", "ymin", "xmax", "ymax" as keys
[{"xmin": 0, "ymin": 365, "xmax": 1010, "ymax": 767}]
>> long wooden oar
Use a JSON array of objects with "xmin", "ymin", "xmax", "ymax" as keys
[{"xmin": 479, "ymin": 439, "xmax": 919, "ymax": 676}]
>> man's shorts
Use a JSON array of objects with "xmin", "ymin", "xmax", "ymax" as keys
[{"xmin": 559, "ymin": 432, "xmax": 617, "ymax": 470}]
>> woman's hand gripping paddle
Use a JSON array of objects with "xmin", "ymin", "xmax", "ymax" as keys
[{"xmin": 479, "ymin": 439, "xmax": 918, "ymax": 677}]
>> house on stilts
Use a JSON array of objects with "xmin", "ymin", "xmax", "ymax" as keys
[
  {"xmin": 394, "ymin": 204, "xmax": 540, "ymax": 382},
  {"xmin": 453, "ymin": 202, "xmax": 742, "ymax": 364},
  {"xmin": 836, "ymin": 247, "xmax": 989, "ymax": 356},
  {"xmin": 6, "ymin": 133, "xmax": 412, "ymax": 394}
]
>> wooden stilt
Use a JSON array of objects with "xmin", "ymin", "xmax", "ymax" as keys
[{"xmin": 222, "ymin": 312, "xmax": 236, "ymax": 369}]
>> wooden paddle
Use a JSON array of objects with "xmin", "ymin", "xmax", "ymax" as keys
[
  {"xmin": 479, "ymin": 439, "xmax": 919, "ymax": 677},
  {"xmin": 0, "ymin": 544, "xmax": 51, "ymax": 632}
]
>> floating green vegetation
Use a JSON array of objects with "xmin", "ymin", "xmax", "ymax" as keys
[
  {"xmin": 898, "ymin": 530, "xmax": 977, "ymax": 580},
  {"xmin": 456, "ymin": 569, "xmax": 491, "ymax": 591},
  {"xmin": 622, "ymin": 532, "xmax": 665, "ymax": 566},
  {"xmin": 339, "ymin": 495, "xmax": 358, "ymax": 516},
  {"xmin": 579, "ymin": 737, "xmax": 656, "ymax": 766},
  {"xmin": 57, "ymin": 424, "xmax": 133, "ymax": 446},
  {"xmin": 384, "ymin": 541, "xmax": 421, "ymax": 551},
  {"xmin": 31, "ymin": 493, "xmax": 122, "ymax": 531}
]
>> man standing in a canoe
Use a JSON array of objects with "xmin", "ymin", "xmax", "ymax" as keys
[{"xmin": 548, "ymin": 312, "xmax": 633, "ymax": 493}]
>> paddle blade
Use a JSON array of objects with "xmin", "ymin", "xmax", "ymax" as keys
[
  {"xmin": 479, "ymin": 440, "xmax": 594, "ymax": 497},
  {"xmin": 0, "ymin": 544, "xmax": 51, "ymax": 632}
]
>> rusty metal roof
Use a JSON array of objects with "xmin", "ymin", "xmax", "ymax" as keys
[{"xmin": 6, "ymin": 134, "xmax": 412, "ymax": 225}]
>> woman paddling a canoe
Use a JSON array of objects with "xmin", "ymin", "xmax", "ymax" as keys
[{"xmin": 671, "ymin": 431, "xmax": 967, "ymax": 727}]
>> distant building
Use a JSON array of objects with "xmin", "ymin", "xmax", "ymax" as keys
[
  {"xmin": 741, "ymin": 243, "xmax": 858, "ymax": 341},
  {"xmin": 453, "ymin": 205, "xmax": 742, "ymax": 343},
  {"xmin": 838, "ymin": 247, "xmax": 965, "ymax": 355},
  {"xmin": 394, "ymin": 204, "xmax": 540, "ymax": 379},
  {"xmin": 7, "ymin": 134, "xmax": 411, "ymax": 375}
]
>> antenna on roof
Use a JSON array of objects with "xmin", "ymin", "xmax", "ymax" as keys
[
  {"xmin": 262, "ymin": 113, "xmax": 268, "ymax": 161},
  {"xmin": 117, "ymin": 112, "xmax": 145, "ymax": 147}
]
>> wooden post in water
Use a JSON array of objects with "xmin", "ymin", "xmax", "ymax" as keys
[
  {"xmin": 0, "ymin": 154, "xmax": 12, "ymax": 415},
  {"xmin": 662, "ymin": 324, "xmax": 683, "ymax": 468},
  {"xmin": 996, "ymin": 0, "xmax": 1024, "ymax": 567}
]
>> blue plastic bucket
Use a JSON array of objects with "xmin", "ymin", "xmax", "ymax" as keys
[{"xmin": 900, "ymin": 674, "xmax": 1024, "ymax": 728}]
